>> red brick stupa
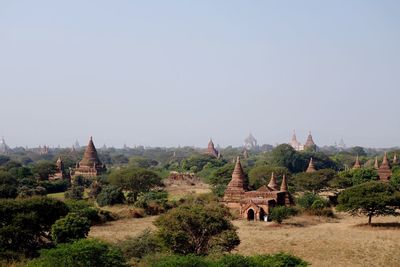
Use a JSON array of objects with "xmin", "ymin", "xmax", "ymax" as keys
[
  {"xmin": 378, "ymin": 152, "xmax": 392, "ymax": 181},
  {"xmin": 207, "ymin": 138, "xmax": 219, "ymax": 158},
  {"xmin": 306, "ymin": 158, "xmax": 316, "ymax": 173},
  {"xmin": 74, "ymin": 137, "xmax": 106, "ymax": 178},
  {"xmin": 352, "ymin": 155, "xmax": 361, "ymax": 169}
]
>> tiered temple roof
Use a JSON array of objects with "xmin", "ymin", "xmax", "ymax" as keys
[
  {"xmin": 378, "ymin": 152, "xmax": 392, "ymax": 181},
  {"xmin": 223, "ymin": 157, "xmax": 246, "ymax": 202},
  {"xmin": 244, "ymin": 133, "xmax": 258, "ymax": 149},
  {"xmin": 267, "ymin": 173, "xmax": 279, "ymax": 191},
  {"xmin": 374, "ymin": 157, "xmax": 379, "ymax": 169},
  {"xmin": 353, "ymin": 155, "xmax": 361, "ymax": 169},
  {"xmin": 304, "ymin": 131, "xmax": 316, "ymax": 150},
  {"xmin": 74, "ymin": 137, "xmax": 106, "ymax": 178},
  {"xmin": 306, "ymin": 158, "xmax": 316, "ymax": 173},
  {"xmin": 207, "ymin": 138, "xmax": 219, "ymax": 158}
]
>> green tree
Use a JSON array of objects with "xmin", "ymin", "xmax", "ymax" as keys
[
  {"xmin": 154, "ymin": 203, "xmax": 240, "ymax": 255},
  {"xmin": 0, "ymin": 171, "xmax": 18, "ymax": 198},
  {"xmin": 292, "ymin": 169, "xmax": 338, "ymax": 192},
  {"xmin": 64, "ymin": 185, "xmax": 84, "ymax": 200},
  {"xmin": 31, "ymin": 161, "xmax": 57, "ymax": 180},
  {"xmin": 108, "ymin": 167, "xmax": 163, "ymax": 202},
  {"xmin": 336, "ymin": 168, "xmax": 378, "ymax": 187},
  {"xmin": 26, "ymin": 239, "xmax": 127, "ymax": 267},
  {"xmin": 118, "ymin": 229, "xmax": 162, "ymax": 260},
  {"xmin": 248, "ymin": 165, "xmax": 289, "ymax": 189},
  {"xmin": 0, "ymin": 197, "xmax": 69, "ymax": 259},
  {"xmin": 337, "ymin": 181, "xmax": 400, "ymax": 225},
  {"xmin": 96, "ymin": 185, "xmax": 125, "ymax": 207},
  {"xmin": 51, "ymin": 213, "xmax": 90, "ymax": 244},
  {"xmin": 269, "ymin": 206, "xmax": 298, "ymax": 224}
]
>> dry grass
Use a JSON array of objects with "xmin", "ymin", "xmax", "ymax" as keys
[
  {"xmin": 165, "ymin": 181, "xmax": 211, "ymax": 200},
  {"xmin": 89, "ymin": 216, "xmax": 157, "ymax": 243},
  {"xmin": 90, "ymin": 213, "xmax": 400, "ymax": 266},
  {"xmin": 234, "ymin": 213, "xmax": 400, "ymax": 267}
]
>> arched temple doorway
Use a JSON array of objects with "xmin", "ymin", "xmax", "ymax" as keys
[
  {"xmin": 259, "ymin": 208, "xmax": 266, "ymax": 221},
  {"xmin": 247, "ymin": 209, "xmax": 255, "ymax": 221}
]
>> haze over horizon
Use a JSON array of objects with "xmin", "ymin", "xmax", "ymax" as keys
[{"xmin": 1, "ymin": 1, "xmax": 399, "ymax": 148}]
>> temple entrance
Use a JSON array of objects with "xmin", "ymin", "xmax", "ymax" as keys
[
  {"xmin": 259, "ymin": 208, "xmax": 266, "ymax": 221},
  {"xmin": 247, "ymin": 209, "xmax": 255, "ymax": 221}
]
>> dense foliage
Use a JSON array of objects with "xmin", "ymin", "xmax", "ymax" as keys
[
  {"xmin": 26, "ymin": 239, "xmax": 127, "ymax": 267},
  {"xmin": 154, "ymin": 203, "xmax": 240, "ymax": 255},
  {"xmin": 51, "ymin": 213, "xmax": 90, "ymax": 244},
  {"xmin": 0, "ymin": 197, "xmax": 69, "ymax": 259}
]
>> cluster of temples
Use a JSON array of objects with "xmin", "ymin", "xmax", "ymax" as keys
[
  {"xmin": 290, "ymin": 130, "xmax": 317, "ymax": 151},
  {"xmin": 352, "ymin": 152, "xmax": 397, "ymax": 181},
  {"xmin": 50, "ymin": 137, "xmax": 106, "ymax": 181},
  {"xmin": 223, "ymin": 157, "xmax": 293, "ymax": 221}
]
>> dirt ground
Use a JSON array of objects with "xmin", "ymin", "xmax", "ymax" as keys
[{"xmin": 90, "ymin": 213, "xmax": 400, "ymax": 267}]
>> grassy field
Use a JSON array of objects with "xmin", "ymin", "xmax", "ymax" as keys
[{"xmin": 89, "ymin": 213, "xmax": 400, "ymax": 267}]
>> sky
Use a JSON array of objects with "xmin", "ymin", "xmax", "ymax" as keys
[{"xmin": 1, "ymin": 0, "xmax": 399, "ymax": 148}]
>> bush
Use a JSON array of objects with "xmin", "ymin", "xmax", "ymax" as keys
[
  {"xmin": 51, "ymin": 213, "xmax": 90, "ymax": 244},
  {"xmin": 143, "ymin": 252, "xmax": 309, "ymax": 267},
  {"xmin": 0, "ymin": 197, "xmax": 69, "ymax": 259},
  {"xmin": 134, "ymin": 191, "xmax": 169, "ymax": 215},
  {"xmin": 64, "ymin": 185, "xmax": 84, "ymax": 200},
  {"xmin": 65, "ymin": 200, "xmax": 101, "ymax": 224},
  {"xmin": 269, "ymin": 206, "xmax": 298, "ymax": 224},
  {"xmin": 96, "ymin": 185, "xmax": 125, "ymax": 207},
  {"xmin": 118, "ymin": 229, "xmax": 162, "ymax": 260},
  {"xmin": 297, "ymin": 193, "xmax": 326, "ymax": 210},
  {"xmin": 17, "ymin": 186, "xmax": 47, "ymax": 198},
  {"xmin": 154, "ymin": 203, "xmax": 239, "ymax": 255},
  {"xmin": 39, "ymin": 180, "xmax": 69, "ymax": 194},
  {"xmin": 26, "ymin": 239, "xmax": 127, "ymax": 267}
]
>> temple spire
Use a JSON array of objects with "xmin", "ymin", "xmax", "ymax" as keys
[
  {"xmin": 374, "ymin": 156, "xmax": 379, "ymax": 169},
  {"xmin": 353, "ymin": 155, "xmax": 361, "ymax": 169},
  {"xmin": 378, "ymin": 152, "xmax": 392, "ymax": 181},
  {"xmin": 226, "ymin": 157, "xmax": 246, "ymax": 190},
  {"xmin": 280, "ymin": 174, "xmax": 288, "ymax": 192},
  {"xmin": 267, "ymin": 172, "xmax": 279, "ymax": 191},
  {"xmin": 393, "ymin": 153, "xmax": 398, "ymax": 165},
  {"xmin": 207, "ymin": 138, "xmax": 219, "ymax": 158},
  {"xmin": 306, "ymin": 158, "xmax": 316, "ymax": 173}
]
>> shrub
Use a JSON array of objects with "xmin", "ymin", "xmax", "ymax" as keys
[
  {"xmin": 39, "ymin": 180, "xmax": 69, "ymax": 194},
  {"xmin": 118, "ymin": 229, "xmax": 162, "ymax": 260},
  {"xmin": 65, "ymin": 200, "xmax": 101, "ymax": 224},
  {"xmin": 17, "ymin": 186, "xmax": 47, "ymax": 198},
  {"xmin": 269, "ymin": 206, "xmax": 298, "ymax": 224},
  {"xmin": 154, "ymin": 203, "xmax": 240, "ymax": 255},
  {"xmin": 26, "ymin": 239, "xmax": 127, "ymax": 267},
  {"xmin": 297, "ymin": 193, "xmax": 325, "ymax": 210},
  {"xmin": 51, "ymin": 213, "xmax": 90, "ymax": 244},
  {"xmin": 96, "ymin": 185, "xmax": 125, "ymax": 207},
  {"xmin": 64, "ymin": 185, "xmax": 84, "ymax": 200},
  {"xmin": 0, "ymin": 197, "xmax": 69, "ymax": 259},
  {"xmin": 134, "ymin": 191, "xmax": 169, "ymax": 215},
  {"xmin": 143, "ymin": 252, "xmax": 309, "ymax": 267}
]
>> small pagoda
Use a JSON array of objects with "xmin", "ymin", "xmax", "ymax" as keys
[
  {"xmin": 207, "ymin": 138, "xmax": 219, "ymax": 158},
  {"xmin": 304, "ymin": 131, "xmax": 316, "ymax": 150},
  {"xmin": 306, "ymin": 158, "xmax": 316, "ymax": 173},
  {"xmin": 352, "ymin": 155, "xmax": 362, "ymax": 169},
  {"xmin": 74, "ymin": 137, "xmax": 106, "ymax": 178},
  {"xmin": 378, "ymin": 152, "xmax": 392, "ymax": 181}
]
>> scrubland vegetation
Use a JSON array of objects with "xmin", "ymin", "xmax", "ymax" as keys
[{"xmin": 1, "ymin": 144, "xmax": 400, "ymax": 266}]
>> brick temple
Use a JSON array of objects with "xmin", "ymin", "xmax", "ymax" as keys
[
  {"xmin": 73, "ymin": 137, "xmax": 106, "ymax": 178},
  {"xmin": 223, "ymin": 157, "xmax": 294, "ymax": 221}
]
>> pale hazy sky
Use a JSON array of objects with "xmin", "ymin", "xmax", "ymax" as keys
[{"xmin": 1, "ymin": 1, "xmax": 399, "ymax": 148}]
